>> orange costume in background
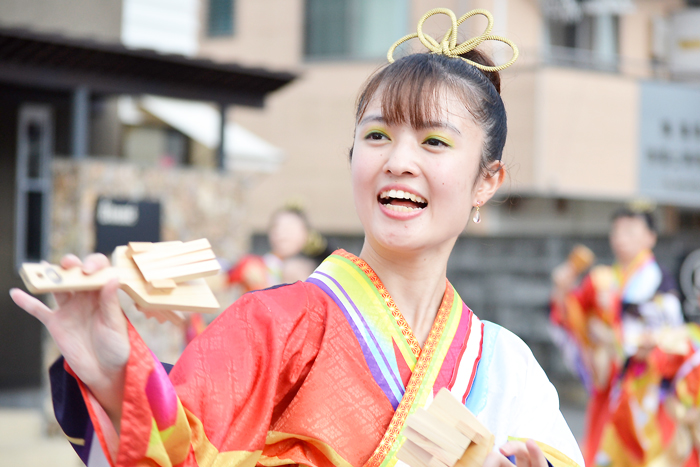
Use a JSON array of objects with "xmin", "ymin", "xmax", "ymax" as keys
[
  {"xmin": 551, "ymin": 250, "xmax": 699, "ymax": 466},
  {"xmin": 227, "ymin": 254, "xmax": 283, "ymax": 293}
]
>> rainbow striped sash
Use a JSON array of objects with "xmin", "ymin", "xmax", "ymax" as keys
[{"xmin": 307, "ymin": 251, "xmax": 484, "ymax": 467}]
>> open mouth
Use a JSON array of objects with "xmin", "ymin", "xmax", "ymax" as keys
[{"xmin": 378, "ymin": 189, "xmax": 428, "ymax": 212}]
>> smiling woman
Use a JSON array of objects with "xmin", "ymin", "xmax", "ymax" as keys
[{"xmin": 10, "ymin": 8, "xmax": 583, "ymax": 467}]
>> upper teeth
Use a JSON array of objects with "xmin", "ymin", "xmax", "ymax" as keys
[{"xmin": 379, "ymin": 189, "xmax": 426, "ymax": 204}]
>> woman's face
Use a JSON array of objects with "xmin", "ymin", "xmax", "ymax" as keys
[
  {"xmin": 268, "ymin": 211, "xmax": 308, "ymax": 259},
  {"xmin": 351, "ymin": 88, "xmax": 488, "ymax": 256},
  {"xmin": 609, "ymin": 216, "xmax": 656, "ymax": 265}
]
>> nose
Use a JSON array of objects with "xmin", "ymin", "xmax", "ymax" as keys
[{"xmin": 383, "ymin": 139, "xmax": 420, "ymax": 177}]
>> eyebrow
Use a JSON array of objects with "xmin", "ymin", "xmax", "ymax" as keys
[{"xmin": 359, "ymin": 115, "xmax": 462, "ymax": 136}]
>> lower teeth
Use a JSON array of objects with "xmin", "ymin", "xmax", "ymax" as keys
[{"xmin": 386, "ymin": 204, "xmax": 422, "ymax": 212}]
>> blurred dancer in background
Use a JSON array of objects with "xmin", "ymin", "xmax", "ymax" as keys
[
  {"xmin": 227, "ymin": 206, "xmax": 316, "ymax": 291},
  {"xmin": 185, "ymin": 206, "xmax": 329, "ymax": 343},
  {"xmin": 550, "ymin": 206, "xmax": 694, "ymax": 466}
]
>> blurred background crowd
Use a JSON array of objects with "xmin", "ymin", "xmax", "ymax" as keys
[{"xmin": 0, "ymin": 0, "xmax": 698, "ymax": 465}]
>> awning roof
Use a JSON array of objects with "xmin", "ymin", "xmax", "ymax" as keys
[
  {"xmin": 0, "ymin": 27, "xmax": 296, "ymax": 106},
  {"xmin": 137, "ymin": 95, "xmax": 285, "ymax": 173}
]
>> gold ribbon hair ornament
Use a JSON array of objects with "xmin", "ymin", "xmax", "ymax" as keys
[{"xmin": 387, "ymin": 8, "xmax": 519, "ymax": 72}]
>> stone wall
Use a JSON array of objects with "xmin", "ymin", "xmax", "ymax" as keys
[{"xmin": 51, "ymin": 158, "xmax": 250, "ymax": 262}]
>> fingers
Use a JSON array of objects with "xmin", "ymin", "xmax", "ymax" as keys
[
  {"xmin": 83, "ymin": 253, "xmax": 111, "ymax": 274},
  {"xmin": 482, "ymin": 452, "xmax": 515, "ymax": 467},
  {"xmin": 55, "ymin": 257, "xmax": 80, "ymax": 306},
  {"xmin": 525, "ymin": 440, "xmax": 548, "ymax": 467},
  {"xmin": 137, "ymin": 306, "xmax": 186, "ymax": 325},
  {"xmin": 9, "ymin": 288, "xmax": 54, "ymax": 324},
  {"xmin": 53, "ymin": 254, "xmax": 108, "ymax": 306},
  {"xmin": 499, "ymin": 440, "xmax": 548, "ymax": 467},
  {"xmin": 58, "ymin": 253, "xmax": 110, "ymax": 273},
  {"xmin": 59, "ymin": 254, "xmax": 82, "ymax": 269}
]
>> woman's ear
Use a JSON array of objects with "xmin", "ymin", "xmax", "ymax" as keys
[{"xmin": 473, "ymin": 161, "xmax": 506, "ymax": 204}]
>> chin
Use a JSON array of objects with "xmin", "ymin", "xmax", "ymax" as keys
[{"xmin": 371, "ymin": 230, "xmax": 438, "ymax": 255}]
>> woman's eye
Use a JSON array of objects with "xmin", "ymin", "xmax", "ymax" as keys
[
  {"xmin": 366, "ymin": 131, "xmax": 388, "ymax": 141},
  {"xmin": 424, "ymin": 137, "xmax": 449, "ymax": 147}
]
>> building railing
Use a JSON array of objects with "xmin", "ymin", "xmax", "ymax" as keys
[{"xmin": 514, "ymin": 46, "xmax": 672, "ymax": 80}]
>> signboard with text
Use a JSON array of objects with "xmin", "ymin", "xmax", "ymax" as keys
[
  {"xmin": 639, "ymin": 81, "xmax": 700, "ymax": 207},
  {"xmin": 94, "ymin": 197, "xmax": 161, "ymax": 255}
]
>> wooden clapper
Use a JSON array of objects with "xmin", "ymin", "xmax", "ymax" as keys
[
  {"xmin": 397, "ymin": 388, "xmax": 495, "ymax": 467},
  {"xmin": 19, "ymin": 239, "xmax": 221, "ymax": 321}
]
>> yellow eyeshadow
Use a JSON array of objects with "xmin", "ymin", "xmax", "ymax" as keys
[
  {"xmin": 365, "ymin": 127, "xmax": 389, "ymax": 138},
  {"xmin": 425, "ymin": 134, "xmax": 454, "ymax": 147}
]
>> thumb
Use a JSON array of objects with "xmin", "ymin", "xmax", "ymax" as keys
[{"xmin": 99, "ymin": 279, "xmax": 127, "ymax": 328}]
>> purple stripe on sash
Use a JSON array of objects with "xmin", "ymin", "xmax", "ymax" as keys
[
  {"xmin": 314, "ymin": 271, "xmax": 405, "ymax": 394},
  {"xmin": 308, "ymin": 274, "xmax": 402, "ymax": 409}
]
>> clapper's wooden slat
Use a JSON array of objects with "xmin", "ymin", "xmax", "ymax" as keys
[
  {"xmin": 132, "ymin": 239, "xmax": 210, "ymax": 265},
  {"xmin": 20, "ymin": 240, "xmax": 221, "ymax": 313},
  {"xmin": 140, "ymin": 249, "xmax": 216, "ymax": 273},
  {"xmin": 397, "ymin": 438, "xmax": 439, "ymax": 467},
  {"xmin": 405, "ymin": 409, "xmax": 471, "ymax": 457},
  {"xmin": 397, "ymin": 389, "xmax": 494, "ymax": 467},
  {"xmin": 138, "ymin": 259, "xmax": 221, "ymax": 283},
  {"xmin": 137, "ymin": 249, "xmax": 218, "ymax": 283},
  {"xmin": 19, "ymin": 263, "xmax": 118, "ymax": 294}
]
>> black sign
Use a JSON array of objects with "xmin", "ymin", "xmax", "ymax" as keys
[{"xmin": 94, "ymin": 197, "xmax": 161, "ymax": 255}]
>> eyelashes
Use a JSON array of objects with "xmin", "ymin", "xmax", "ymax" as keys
[
  {"xmin": 364, "ymin": 129, "xmax": 389, "ymax": 140},
  {"xmin": 423, "ymin": 136, "xmax": 453, "ymax": 148}
]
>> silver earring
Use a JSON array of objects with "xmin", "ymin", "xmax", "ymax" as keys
[{"xmin": 473, "ymin": 202, "xmax": 482, "ymax": 224}]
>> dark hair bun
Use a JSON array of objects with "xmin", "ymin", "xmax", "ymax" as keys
[{"xmin": 458, "ymin": 49, "xmax": 501, "ymax": 94}]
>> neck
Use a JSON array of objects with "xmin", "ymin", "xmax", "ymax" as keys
[
  {"xmin": 618, "ymin": 249, "xmax": 652, "ymax": 272},
  {"xmin": 358, "ymin": 239, "xmax": 455, "ymax": 346}
]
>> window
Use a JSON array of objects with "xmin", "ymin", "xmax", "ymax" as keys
[
  {"xmin": 15, "ymin": 105, "xmax": 53, "ymax": 268},
  {"xmin": 304, "ymin": 0, "xmax": 408, "ymax": 60},
  {"xmin": 542, "ymin": 0, "xmax": 622, "ymax": 71},
  {"xmin": 545, "ymin": 15, "xmax": 619, "ymax": 71},
  {"xmin": 208, "ymin": 0, "xmax": 235, "ymax": 37}
]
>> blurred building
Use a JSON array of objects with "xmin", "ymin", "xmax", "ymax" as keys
[{"xmin": 0, "ymin": 0, "xmax": 295, "ymax": 390}]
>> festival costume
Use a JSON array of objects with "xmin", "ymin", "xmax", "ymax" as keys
[
  {"xmin": 551, "ymin": 249, "xmax": 691, "ymax": 466},
  {"xmin": 227, "ymin": 253, "xmax": 284, "ymax": 293},
  {"xmin": 52, "ymin": 250, "xmax": 583, "ymax": 467}
]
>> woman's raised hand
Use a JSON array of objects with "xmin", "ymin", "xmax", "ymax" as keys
[
  {"xmin": 483, "ymin": 440, "xmax": 549, "ymax": 467},
  {"xmin": 9, "ymin": 253, "xmax": 129, "ymax": 430}
]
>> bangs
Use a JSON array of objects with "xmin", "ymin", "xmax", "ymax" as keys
[
  {"xmin": 353, "ymin": 53, "xmax": 506, "ymax": 164},
  {"xmin": 356, "ymin": 54, "xmax": 477, "ymax": 129}
]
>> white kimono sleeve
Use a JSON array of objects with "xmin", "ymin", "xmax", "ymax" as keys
[{"xmin": 469, "ymin": 322, "xmax": 584, "ymax": 467}]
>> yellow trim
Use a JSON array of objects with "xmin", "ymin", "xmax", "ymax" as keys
[
  {"xmin": 258, "ymin": 455, "xmax": 299, "ymax": 466},
  {"xmin": 184, "ymin": 407, "xmax": 262, "ymax": 467},
  {"xmin": 363, "ymin": 285, "xmax": 455, "ymax": 467},
  {"xmin": 337, "ymin": 251, "xmax": 422, "ymax": 357},
  {"xmin": 64, "ymin": 435, "xmax": 85, "ymax": 446},
  {"xmin": 146, "ymin": 419, "xmax": 172, "ymax": 466},
  {"xmin": 508, "ymin": 438, "xmax": 580, "ymax": 467},
  {"xmin": 265, "ymin": 431, "xmax": 354, "ymax": 467}
]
